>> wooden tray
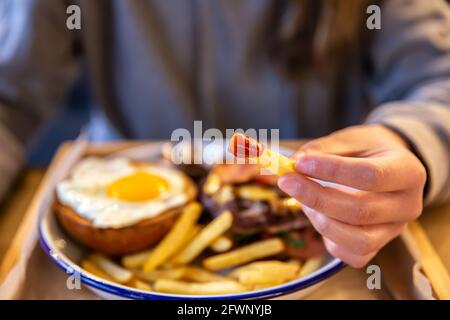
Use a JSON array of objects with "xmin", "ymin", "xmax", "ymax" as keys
[{"xmin": 1, "ymin": 140, "xmax": 449, "ymax": 299}]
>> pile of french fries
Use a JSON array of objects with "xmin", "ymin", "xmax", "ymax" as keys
[{"xmin": 81, "ymin": 202, "xmax": 324, "ymax": 295}]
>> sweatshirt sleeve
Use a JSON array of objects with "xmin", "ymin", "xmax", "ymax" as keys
[
  {"xmin": 366, "ymin": 0, "xmax": 450, "ymax": 205},
  {"xmin": 0, "ymin": 0, "xmax": 78, "ymax": 200}
]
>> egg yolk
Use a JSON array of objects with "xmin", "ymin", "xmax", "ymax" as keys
[{"xmin": 106, "ymin": 172, "xmax": 170, "ymax": 202}]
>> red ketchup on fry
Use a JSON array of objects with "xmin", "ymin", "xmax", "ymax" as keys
[{"xmin": 228, "ymin": 133, "xmax": 264, "ymax": 160}]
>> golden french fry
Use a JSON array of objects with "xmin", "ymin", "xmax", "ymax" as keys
[
  {"xmin": 89, "ymin": 254, "xmax": 133, "ymax": 284},
  {"xmin": 81, "ymin": 260, "xmax": 114, "ymax": 281},
  {"xmin": 183, "ymin": 267, "xmax": 231, "ymax": 283},
  {"xmin": 203, "ymin": 238, "xmax": 285, "ymax": 271},
  {"xmin": 172, "ymin": 211, "xmax": 233, "ymax": 265},
  {"xmin": 203, "ymin": 172, "xmax": 221, "ymax": 195},
  {"xmin": 166, "ymin": 225, "xmax": 202, "ymax": 264},
  {"xmin": 230, "ymin": 261, "xmax": 299, "ymax": 286},
  {"xmin": 159, "ymin": 262, "xmax": 177, "ymax": 269},
  {"xmin": 143, "ymin": 202, "xmax": 202, "ymax": 272},
  {"xmin": 133, "ymin": 267, "xmax": 187, "ymax": 282},
  {"xmin": 178, "ymin": 224, "xmax": 202, "ymax": 251},
  {"xmin": 287, "ymin": 259, "xmax": 303, "ymax": 269},
  {"xmin": 129, "ymin": 278, "xmax": 152, "ymax": 291},
  {"xmin": 154, "ymin": 279, "xmax": 247, "ymax": 295},
  {"xmin": 121, "ymin": 249, "xmax": 153, "ymax": 269},
  {"xmin": 228, "ymin": 133, "xmax": 295, "ymax": 176},
  {"xmin": 236, "ymin": 185, "xmax": 277, "ymax": 202},
  {"xmin": 211, "ymin": 185, "xmax": 235, "ymax": 204},
  {"xmin": 258, "ymin": 147, "xmax": 296, "ymax": 176},
  {"xmin": 209, "ymin": 235, "xmax": 233, "ymax": 253},
  {"xmin": 123, "ymin": 226, "xmax": 201, "ymax": 269},
  {"xmin": 298, "ymin": 255, "xmax": 324, "ymax": 278}
]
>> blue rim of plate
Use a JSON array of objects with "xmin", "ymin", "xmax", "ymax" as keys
[{"xmin": 39, "ymin": 220, "xmax": 345, "ymax": 300}]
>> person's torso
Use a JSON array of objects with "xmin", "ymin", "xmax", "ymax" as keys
[{"xmin": 77, "ymin": 0, "xmax": 371, "ymax": 140}]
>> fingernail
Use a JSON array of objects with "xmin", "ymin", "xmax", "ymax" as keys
[
  {"xmin": 303, "ymin": 206, "xmax": 327, "ymax": 230},
  {"xmin": 278, "ymin": 176, "xmax": 299, "ymax": 195},
  {"xmin": 302, "ymin": 205, "xmax": 314, "ymax": 216},
  {"xmin": 324, "ymin": 238, "xmax": 337, "ymax": 251},
  {"xmin": 313, "ymin": 212, "xmax": 327, "ymax": 230},
  {"xmin": 295, "ymin": 156, "xmax": 315, "ymax": 174}
]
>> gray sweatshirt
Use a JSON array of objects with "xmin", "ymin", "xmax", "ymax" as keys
[{"xmin": 1, "ymin": 0, "xmax": 450, "ymax": 204}]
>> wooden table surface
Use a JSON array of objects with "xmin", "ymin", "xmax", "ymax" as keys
[{"xmin": 1, "ymin": 165, "xmax": 449, "ymax": 299}]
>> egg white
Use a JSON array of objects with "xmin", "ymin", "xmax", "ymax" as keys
[{"xmin": 56, "ymin": 157, "xmax": 189, "ymax": 228}]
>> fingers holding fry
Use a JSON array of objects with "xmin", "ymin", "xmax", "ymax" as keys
[{"xmin": 228, "ymin": 133, "xmax": 295, "ymax": 176}]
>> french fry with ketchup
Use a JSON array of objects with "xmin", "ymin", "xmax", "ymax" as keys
[{"xmin": 228, "ymin": 133, "xmax": 296, "ymax": 176}]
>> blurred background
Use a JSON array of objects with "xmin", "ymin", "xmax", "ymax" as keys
[
  {"xmin": 27, "ymin": 69, "xmax": 90, "ymax": 166},
  {"xmin": 20, "ymin": 0, "xmax": 450, "ymax": 167}
]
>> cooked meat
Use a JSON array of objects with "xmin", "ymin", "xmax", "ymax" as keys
[{"xmin": 201, "ymin": 184, "xmax": 310, "ymax": 234}]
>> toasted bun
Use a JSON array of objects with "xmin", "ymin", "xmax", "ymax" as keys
[{"xmin": 54, "ymin": 173, "xmax": 197, "ymax": 256}]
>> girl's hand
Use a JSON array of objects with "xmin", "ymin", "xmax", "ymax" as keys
[{"xmin": 278, "ymin": 125, "xmax": 427, "ymax": 268}]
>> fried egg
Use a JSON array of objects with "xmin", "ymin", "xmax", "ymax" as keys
[{"xmin": 56, "ymin": 157, "xmax": 190, "ymax": 228}]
